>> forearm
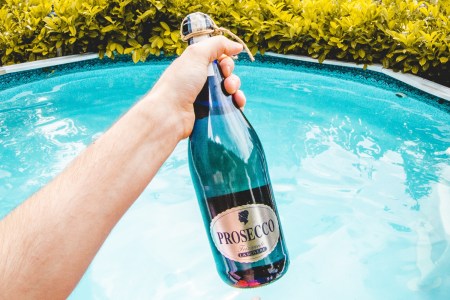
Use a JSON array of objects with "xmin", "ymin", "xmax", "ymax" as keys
[{"xmin": 0, "ymin": 91, "xmax": 181, "ymax": 299}]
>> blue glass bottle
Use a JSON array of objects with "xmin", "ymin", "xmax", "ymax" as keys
[{"xmin": 183, "ymin": 13, "xmax": 289, "ymax": 288}]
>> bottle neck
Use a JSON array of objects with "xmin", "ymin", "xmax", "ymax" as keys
[
  {"xmin": 189, "ymin": 34, "xmax": 214, "ymax": 76},
  {"xmin": 193, "ymin": 60, "xmax": 236, "ymax": 119},
  {"xmin": 189, "ymin": 34, "xmax": 235, "ymax": 119},
  {"xmin": 188, "ymin": 34, "xmax": 210, "ymax": 45}
]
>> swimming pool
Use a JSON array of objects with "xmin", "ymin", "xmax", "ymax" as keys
[{"xmin": 0, "ymin": 56, "xmax": 449, "ymax": 299}]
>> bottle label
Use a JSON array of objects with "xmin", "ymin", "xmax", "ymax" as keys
[{"xmin": 210, "ymin": 204, "xmax": 280, "ymax": 263}]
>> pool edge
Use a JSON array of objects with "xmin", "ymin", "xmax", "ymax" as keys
[
  {"xmin": 1, "ymin": 52, "xmax": 449, "ymax": 102},
  {"xmin": 0, "ymin": 53, "xmax": 99, "ymax": 75},
  {"xmin": 265, "ymin": 52, "xmax": 450, "ymax": 102}
]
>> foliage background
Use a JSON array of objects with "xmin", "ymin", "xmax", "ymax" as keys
[{"xmin": 0, "ymin": 0, "xmax": 449, "ymax": 85}]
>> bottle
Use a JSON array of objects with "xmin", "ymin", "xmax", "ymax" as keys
[{"xmin": 183, "ymin": 12, "xmax": 289, "ymax": 288}]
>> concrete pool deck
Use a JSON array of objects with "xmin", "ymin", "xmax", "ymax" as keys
[{"xmin": 1, "ymin": 52, "xmax": 449, "ymax": 102}]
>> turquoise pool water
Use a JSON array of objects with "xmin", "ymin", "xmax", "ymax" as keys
[{"xmin": 0, "ymin": 57, "xmax": 449, "ymax": 299}]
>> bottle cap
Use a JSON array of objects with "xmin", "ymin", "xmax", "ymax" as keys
[
  {"xmin": 181, "ymin": 12, "xmax": 215, "ymax": 43},
  {"xmin": 180, "ymin": 12, "xmax": 255, "ymax": 61}
]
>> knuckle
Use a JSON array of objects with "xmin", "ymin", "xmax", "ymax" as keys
[{"xmin": 185, "ymin": 43, "xmax": 202, "ymax": 57}]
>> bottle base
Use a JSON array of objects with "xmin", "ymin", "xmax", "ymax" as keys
[{"xmin": 222, "ymin": 258, "xmax": 289, "ymax": 288}]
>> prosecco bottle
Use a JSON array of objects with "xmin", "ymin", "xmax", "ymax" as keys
[{"xmin": 183, "ymin": 12, "xmax": 289, "ymax": 288}]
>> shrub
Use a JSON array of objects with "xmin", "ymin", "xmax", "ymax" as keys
[{"xmin": 0, "ymin": 0, "xmax": 448, "ymax": 81}]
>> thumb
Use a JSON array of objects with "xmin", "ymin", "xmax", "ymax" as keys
[{"xmin": 185, "ymin": 36, "xmax": 243, "ymax": 64}]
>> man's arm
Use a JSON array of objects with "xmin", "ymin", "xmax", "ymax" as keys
[{"xmin": 0, "ymin": 36, "xmax": 244, "ymax": 299}]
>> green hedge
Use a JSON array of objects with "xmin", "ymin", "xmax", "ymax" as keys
[{"xmin": 0, "ymin": 0, "xmax": 449, "ymax": 82}]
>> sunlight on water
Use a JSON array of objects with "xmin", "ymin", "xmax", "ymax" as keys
[{"xmin": 0, "ymin": 60, "xmax": 449, "ymax": 299}]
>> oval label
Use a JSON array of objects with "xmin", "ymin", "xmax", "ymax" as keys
[{"xmin": 210, "ymin": 204, "xmax": 280, "ymax": 263}]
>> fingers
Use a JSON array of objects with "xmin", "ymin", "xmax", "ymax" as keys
[
  {"xmin": 220, "ymin": 54, "xmax": 245, "ymax": 109},
  {"xmin": 182, "ymin": 36, "xmax": 246, "ymax": 110},
  {"xmin": 219, "ymin": 56, "xmax": 234, "ymax": 78},
  {"xmin": 223, "ymin": 74, "xmax": 240, "ymax": 95},
  {"xmin": 233, "ymin": 90, "xmax": 246, "ymax": 110},
  {"xmin": 186, "ymin": 36, "xmax": 243, "ymax": 64}
]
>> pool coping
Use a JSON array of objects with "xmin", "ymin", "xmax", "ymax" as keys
[
  {"xmin": 1, "ymin": 52, "xmax": 449, "ymax": 102},
  {"xmin": 0, "ymin": 54, "xmax": 98, "ymax": 75},
  {"xmin": 266, "ymin": 52, "xmax": 450, "ymax": 102}
]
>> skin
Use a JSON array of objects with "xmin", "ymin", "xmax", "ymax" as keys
[{"xmin": 0, "ymin": 36, "xmax": 245, "ymax": 299}]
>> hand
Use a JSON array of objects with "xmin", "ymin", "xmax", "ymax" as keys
[{"xmin": 149, "ymin": 36, "xmax": 246, "ymax": 139}]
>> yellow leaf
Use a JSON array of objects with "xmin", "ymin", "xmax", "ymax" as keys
[
  {"xmin": 160, "ymin": 22, "xmax": 170, "ymax": 31},
  {"xmin": 157, "ymin": 38, "xmax": 164, "ymax": 49},
  {"xmin": 396, "ymin": 55, "xmax": 407, "ymax": 62},
  {"xmin": 128, "ymin": 39, "xmax": 140, "ymax": 48},
  {"xmin": 358, "ymin": 49, "xmax": 365, "ymax": 58},
  {"xmin": 124, "ymin": 47, "xmax": 134, "ymax": 54},
  {"xmin": 419, "ymin": 57, "xmax": 426, "ymax": 66},
  {"xmin": 440, "ymin": 57, "xmax": 449, "ymax": 63},
  {"xmin": 132, "ymin": 50, "xmax": 140, "ymax": 63},
  {"xmin": 230, "ymin": 11, "xmax": 240, "ymax": 19},
  {"xmin": 318, "ymin": 54, "xmax": 326, "ymax": 63},
  {"xmin": 116, "ymin": 44, "xmax": 124, "ymax": 54},
  {"xmin": 101, "ymin": 25, "xmax": 115, "ymax": 33},
  {"xmin": 104, "ymin": 16, "xmax": 114, "ymax": 23},
  {"xmin": 171, "ymin": 31, "xmax": 178, "ymax": 42},
  {"xmin": 69, "ymin": 26, "xmax": 76, "ymax": 36}
]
